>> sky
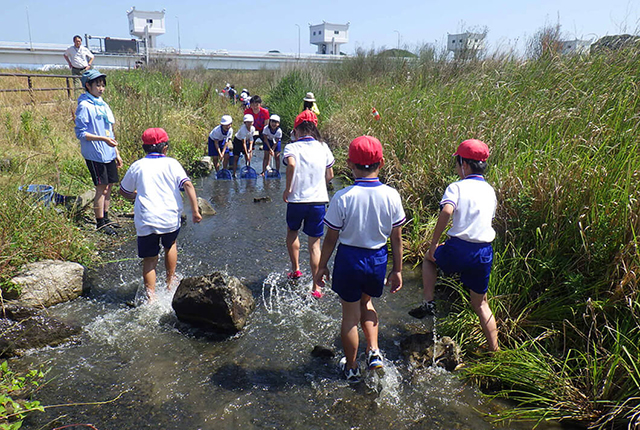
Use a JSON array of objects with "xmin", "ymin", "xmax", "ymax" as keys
[{"xmin": 1, "ymin": 0, "xmax": 638, "ymax": 55}]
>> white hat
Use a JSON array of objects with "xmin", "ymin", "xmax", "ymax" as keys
[
  {"xmin": 220, "ymin": 115, "xmax": 233, "ymax": 125},
  {"xmin": 243, "ymin": 114, "xmax": 254, "ymax": 122},
  {"xmin": 270, "ymin": 114, "xmax": 281, "ymax": 122},
  {"xmin": 303, "ymin": 92, "xmax": 316, "ymax": 102}
]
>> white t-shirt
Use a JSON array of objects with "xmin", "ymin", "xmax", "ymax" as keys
[
  {"xmin": 235, "ymin": 125, "xmax": 255, "ymax": 141},
  {"xmin": 64, "ymin": 45, "xmax": 94, "ymax": 68},
  {"xmin": 283, "ymin": 136, "xmax": 335, "ymax": 203},
  {"xmin": 441, "ymin": 174, "xmax": 496, "ymax": 243},
  {"xmin": 119, "ymin": 154, "xmax": 190, "ymax": 236},
  {"xmin": 324, "ymin": 178, "xmax": 406, "ymax": 249},
  {"xmin": 262, "ymin": 126, "xmax": 282, "ymax": 142},
  {"xmin": 209, "ymin": 125, "xmax": 233, "ymax": 142}
]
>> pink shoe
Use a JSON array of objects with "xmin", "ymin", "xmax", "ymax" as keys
[
  {"xmin": 311, "ymin": 290, "xmax": 323, "ymax": 299},
  {"xmin": 287, "ymin": 270, "xmax": 302, "ymax": 279}
]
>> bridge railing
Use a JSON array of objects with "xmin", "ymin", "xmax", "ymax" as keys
[{"xmin": 0, "ymin": 72, "xmax": 81, "ymax": 104}]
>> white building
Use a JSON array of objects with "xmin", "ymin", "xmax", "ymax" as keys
[
  {"xmin": 309, "ymin": 22, "xmax": 349, "ymax": 55},
  {"xmin": 447, "ymin": 32, "xmax": 485, "ymax": 59},
  {"xmin": 127, "ymin": 7, "xmax": 165, "ymax": 49},
  {"xmin": 560, "ymin": 39, "xmax": 591, "ymax": 55}
]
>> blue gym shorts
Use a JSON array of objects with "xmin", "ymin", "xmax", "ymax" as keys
[
  {"xmin": 434, "ymin": 236, "xmax": 493, "ymax": 294},
  {"xmin": 286, "ymin": 203, "xmax": 325, "ymax": 237},
  {"xmin": 137, "ymin": 229, "xmax": 180, "ymax": 258},
  {"xmin": 332, "ymin": 244, "xmax": 388, "ymax": 302}
]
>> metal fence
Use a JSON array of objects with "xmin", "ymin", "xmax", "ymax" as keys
[{"xmin": 0, "ymin": 72, "xmax": 81, "ymax": 104}]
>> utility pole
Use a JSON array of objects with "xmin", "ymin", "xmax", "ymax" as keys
[
  {"xmin": 394, "ymin": 30, "xmax": 400, "ymax": 51},
  {"xmin": 175, "ymin": 16, "xmax": 181, "ymax": 54},
  {"xmin": 295, "ymin": 24, "xmax": 301, "ymax": 59}
]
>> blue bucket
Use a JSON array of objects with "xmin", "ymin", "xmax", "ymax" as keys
[
  {"xmin": 19, "ymin": 184, "xmax": 54, "ymax": 205},
  {"xmin": 216, "ymin": 169, "xmax": 233, "ymax": 180}
]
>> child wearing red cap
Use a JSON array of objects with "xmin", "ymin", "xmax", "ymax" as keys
[
  {"xmin": 315, "ymin": 135, "xmax": 406, "ymax": 384},
  {"xmin": 119, "ymin": 128, "xmax": 203, "ymax": 302},
  {"xmin": 409, "ymin": 139, "xmax": 499, "ymax": 352},
  {"xmin": 283, "ymin": 110, "xmax": 334, "ymax": 290}
]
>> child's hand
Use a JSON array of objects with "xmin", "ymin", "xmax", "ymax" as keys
[
  {"xmin": 314, "ymin": 267, "xmax": 330, "ymax": 288},
  {"xmin": 192, "ymin": 210, "xmax": 203, "ymax": 224},
  {"xmin": 426, "ymin": 243, "xmax": 441, "ymax": 262},
  {"xmin": 387, "ymin": 271, "xmax": 403, "ymax": 293},
  {"xmin": 104, "ymin": 137, "xmax": 118, "ymax": 147},
  {"xmin": 115, "ymin": 155, "xmax": 123, "ymax": 168},
  {"xmin": 282, "ymin": 189, "xmax": 290, "ymax": 203}
]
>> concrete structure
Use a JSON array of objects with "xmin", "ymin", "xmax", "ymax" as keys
[
  {"xmin": 309, "ymin": 22, "xmax": 349, "ymax": 55},
  {"xmin": 560, "ymin": 39, "xmax": 591, "ymax": 55},
  {"xmin": 127, "ymin": 7, "xmax": 165, "ymax": 49},
  {"xmin": 447, "ymin": 32, "xmax": 485, "ymax": 59},
  {"xmin": 0, "ymin": 41, "xmax": 345, "ymax": 71}
]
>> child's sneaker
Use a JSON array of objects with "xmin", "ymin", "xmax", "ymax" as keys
[
  {"xmin": 408, "ymin": 300, "xmax": 436, "ymax": 319},
  {"xmin": 339, "ymin": 357, "xmax": 361, "ymax": 384},
  {"xmin": 287, "ymin": 270, "xmax": 302, "ymax": 279},
  {"xmin": 367, "ymin": 349, "xmax": 384, "ymax": 369}
]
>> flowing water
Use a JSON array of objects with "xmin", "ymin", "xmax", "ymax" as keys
[{"xmin": 16, "ymin": 152, "xmax": 559, "ymax": 429}]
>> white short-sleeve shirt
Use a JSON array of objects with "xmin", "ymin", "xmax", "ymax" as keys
[
  {"xmin": 324, "ymin": 178, "xmax": 406, "ymax": 249},
  {"xmin": 64, "ymin": 45, "xmax": 94, "ymax": 68},
  {"xmin": 119, "ymin": 154, "xmax": 190, "ymax": 236},
  {"xmin": 235, "ymin": 125, "xmax": 255, "ymax": 141},
  {"xmin": 440, "ymin": 174, "xmax": 496, "ymax": 243},
  {"xmin": 262, "ymin": 126, "xmax": 282, "ymax": 142},
  {"xmin": 283, "ymin": 136, "xmax": 335, "ymax": 203},
  {"xmin": 209, "ymin": 125, "xmax": 233, "ymax": 142}
]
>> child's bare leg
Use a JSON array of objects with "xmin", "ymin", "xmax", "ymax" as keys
[
  {"xmin": 469, "ymin": 291, "xmax": 499, "ymax": 351},
  {"xmin": 262, "ymin": 151, "xmax": 269, "ymax": 172},
  {"xmin": 223, "ymin": 154, "xmax": 229, "ymax": 170},
  {"xmin": 341, "ymin": 299, "xmax": 361, "ymax": 369},
  {"xmin": 275, "ymin": 153, "xmax": 281, "ymax": 171},
  {"xmin": 421, "ymin": 257, "xmax": 437, "ymax": 302},
  {"xmin": 213, "ymin": 156, "xmax": 220, "ymax": 171},
  {"xmin": 103, "ymin": 183, "xmax": 112, "ymax": 215},
  {"xmin": 142, "ymin": 256, "xmax": 159, "ymax": 300},
  {"xmin": 308, "ymin": 236, "xmax": 321, "ymax": 292},
  {"xmin": 232, "ymin": 154, "xmax": 238, "ymax": 175},
  {"xmin": 164, "ymin": 241, "xmax": 178, "ymax": 290},
  {"xmin": 286, "ymin": 228, "xmax": 300, "ymax": 273},
  {"xmin": 93, "ymin": 184, "xmax": 110, "ymax": 218},
  {"xmin": 360, "ymin": 294, "xmax": 379, "ymax": 352}
]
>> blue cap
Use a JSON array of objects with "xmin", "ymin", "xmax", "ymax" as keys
[{"xmin": 80, "ymin": 69, "xmax": 106, "ymax": 87}]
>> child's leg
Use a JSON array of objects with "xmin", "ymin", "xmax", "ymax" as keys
[
  {"xmin": 360, "ymin": 293, "xmax": 379, "ymax": 353},
  {"xmin": 93, "ymin": 184, "xmax": 110, "ymax": 219},
  {"xmin": 142, "ymin": 256, "xmax": 159, "ymax": 300},
  {"xmin": 232, "ymin": 152, "xmax": 238, "ymax": 175},
  {"xmin": 103, "ymin": 183, "xmax": 113, "ymax": 215},
  {"xmin": 213, "ymin": 156, "xmax": 220, "ymax": 171},
  {"xmin": 223, "ymin": 153, "xmax": 229, "ymax": 170},
  {"xmin": 286, "ymin": 228, "xmax": 300, "ymax": 272},
  {"xmin": 262, "ymin": 150, "xmax": 269, "ymax": 172},
  {"xmin": 164, "ymin": 241, "xmax": 178, "ymax": 290},
  {"xmin": 308, "ymin": 236, "xmax": 321, "ymax": 291},
  {"xmin": 421, "ymin": 257, "xmax": 437, "ymax": 302},
  {"xmin": 275, "ymin": 152, "xmax": 281, "ymax": 171},
  {"xmin": 469, "ymin": 291, "xmax": 499, "ymax": 351},
  {"xmin": 341, "ymin": 299, "xmax": 361, "ymax": 370}
]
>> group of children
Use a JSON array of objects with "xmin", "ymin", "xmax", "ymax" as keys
[
  {"xmin": 207, "ymin": 95, "xmax": 281, "ymax": 177},
  {"xmin": 75, "ymin": 69, "xmax": 499, "ymax": 385}
]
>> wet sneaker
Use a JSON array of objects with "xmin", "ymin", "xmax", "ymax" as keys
[
  {"xmin": 96, "ymin": 219, "xmax": 117, "ymax": 236},
  {"xmin": 367, "ymin": 349, "xmax": 384, "ymax": 369},
  {"xmin": 408, "ymin": 300, "xmax": 436, "ymax": 319},
  {"xmin": 287, "ymin": 270, "xmax": 302, "ymax": 279},
  {"xmin": 339, "ymin": 357, "xmax": 361, "ymax": 384}
]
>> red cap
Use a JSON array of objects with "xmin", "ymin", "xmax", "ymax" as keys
[
  {"xmin": 294, "ymin": 110, "xmax": 318, "ymax": 128},
  {"xmin": 142, "ymin": 128, "xmax": 169, "ymax": 145},
  {"xmin": 348, "ymin": 135, "xmax": 383, "ymax": 166},
  {"xmin": 453, "ymin": 139, "xmax": 489, "ymax": 161}
]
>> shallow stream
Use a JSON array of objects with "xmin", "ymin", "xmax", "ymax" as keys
[{"xmin": 18, "ymin": 152, "xmax": 557, "ymax": 429}]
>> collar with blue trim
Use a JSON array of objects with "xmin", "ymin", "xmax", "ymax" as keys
[
  {"xmin": 354, "ymin": 177, "xmax": 382, "ymax": 187},
  {"xmin": 145, "ymin": 153, "xmax": 166, "ymax": 158},
  {"xmin": 464, "ymin": 174, "xmax": 485, "ymax": 181}
]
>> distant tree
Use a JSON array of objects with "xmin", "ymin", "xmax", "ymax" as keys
[{"xmin": 527, "ymin": 22, "xmax": 563, "ymax": 59}]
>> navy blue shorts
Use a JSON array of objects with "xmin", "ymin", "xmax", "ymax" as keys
[
  {"xmin": 208, "ymin": 138, "xmax": 229, "ymax": 157},
  {"xmin": 434, "ymin": 236, "xmax": 493, "ymax": 294},
  {"xmin": 263, "ymin": 141, "xmax": 281, "ymax": 152},
  {"xmin": 286, "ymin": 203, "xmax": 325, "ymax": 237},
  {"xmin": 137, "ymin": 229, "xmax": 180, "ymax": 258},
  {"xmin": 332, "ymin": 244, "xmax": 388, "ymax": 302}
]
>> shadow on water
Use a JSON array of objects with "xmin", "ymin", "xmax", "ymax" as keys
[{"xmin": 16, "ymin": 151, "xmax": 562, "ymax": 429}]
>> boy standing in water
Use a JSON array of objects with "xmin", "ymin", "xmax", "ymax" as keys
[
  {"xmin": 283, "ymin": 110, "xmax": 334, "ymax": 288},
  {"xmin": 119, "ymin": 128, "xmax": 202, "ymax": 301},
  {"xmin": 315, "ymin": 135, "xmax": 405, "ymax": 384},
  {"xmin": 75, "ymin": 69, "xmax": 123, "ymax": 236},
  {"xmin": 409, "ymin": 139, "xmax": 499, "ymax": 352},
  {"xmin": 232, "ymin": 114, "xmax": 255, "ymax": 177},
  {"xmin": 262, "ymin": 114, "xmax": 282, "ymax": 174},
  {"xmin": 208, "ymin": 115, "xmax": 234, "ymax": 172}
]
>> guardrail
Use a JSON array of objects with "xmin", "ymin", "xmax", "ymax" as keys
[{"xmin": 0, "ymin": 72, "xmax": 80, "ymax": 104}]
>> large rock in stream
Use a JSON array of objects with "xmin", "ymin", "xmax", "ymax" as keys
[
  {"xmin": 400, "ymin": 333, "xmax": 461, "ymax": 371},
  {"xmin": 172, "ymin": 272, "xmax": 255, "ymax": 335},
  {"xmin": 0, "ymin": 304, "xmax": 81, "ymax": 357},
  {"xmin": 9, "ymin": 260, "xmax": 86, "ymax": 308}
]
